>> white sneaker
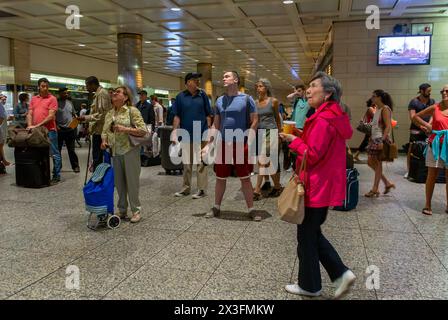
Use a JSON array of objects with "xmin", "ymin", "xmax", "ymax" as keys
[
  {"xmin": 286, "ymin": 167, "xmax": 293, "ymax": 172},
  {"xmin": 404, "ymin": 172, "xmax": 409, "ymax": 179},
  {"xmin": 334, "ymin": 270, "xmax": 356, "ymax": 299},
  {"xmin": 192, "ymin": 190, "xmax": 206, "ymax": 199},
  {"xmin": 174, "ymin": 190, "xmax": 190, "ymax": 197},
  {"xmin": 285, "ymin": 284, "xmax": 321, "ymax": 297},
  {"xmin": 205, "ymin": 207, "xmax": 220, "ymax": 218}
]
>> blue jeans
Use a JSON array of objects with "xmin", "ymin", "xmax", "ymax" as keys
[{"xmin": 48, "ymin": 130, "xmax": 62, "ymax": 179}]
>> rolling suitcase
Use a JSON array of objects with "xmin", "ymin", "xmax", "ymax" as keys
[
  {"xmin": 409, "ymin": 141, "xmax": 446, "ymax": 183},
  {"xmin": 14, "ymin": 147, "xmax": 50, "ymax": 188},
  {"xmin": 333, "ymin": 168, "xmax": 359, "ymax": 211},
  {"xmin": 158, "ymin": 126, "xmax": 183, "ymax": 175}
]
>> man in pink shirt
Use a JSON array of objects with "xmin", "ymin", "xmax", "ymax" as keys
[{"xmin": 27, "ymin": 78, "xmax": 61, "ymax": 184}]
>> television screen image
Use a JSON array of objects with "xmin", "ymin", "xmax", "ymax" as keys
[{"xmin": 377, "ymin": 35, "xmax": 431, "ymax": 65}]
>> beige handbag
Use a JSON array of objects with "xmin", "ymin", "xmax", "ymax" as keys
[{"xmin": 277, "ymin": 150, "xmax": 307, "ymax": 224}]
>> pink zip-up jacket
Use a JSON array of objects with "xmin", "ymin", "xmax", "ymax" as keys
[{"xmin": 289, "ymin": 100, "xmax": 353, "ymax": 208}]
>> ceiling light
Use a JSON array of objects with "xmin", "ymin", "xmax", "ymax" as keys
[
  {"xmin": 217, "ymin": 37, "xmax": 225, "ymax": 41},
  {"xmin": 170, "ymin": 8, "xmax": 181, "ymax": 11},
  {"xmin": 194, "ymin": 60, "xmax": 199, "ymax": 62},
  {"xmin": 235, "ymin": 49, "xmax": 242, "ymax": 52},
  {"xmin": 145, "ymin": 41, "xmax": 151, "ymax": 44},
  {"xmin": 182, "ymin": 72, "xmax": 186, "ymax": 74},
  {"xmin": 78, "ymin": 44, "xmax": 85, "ymax": 47},
  {"xmin": 283, "ymin": 0, "xmax": 294, "ymax": 4},
  {"xmin": 143, "ymin": 61, "xmax": 148, "ymax": 64},
  {"xmin": 258, "ymin": 65, "xmax": 263, "ymax": 67},
  {"xmin": 249, "ymin": 58, "xmax": 255, "ymax": 61},
  {"xmin": 267, "ymin": 69, "xmax": 271, "ymax": 72},
  {"xmin": 74, "ymin": 14, "xmax": 83, "ymax": 18}
]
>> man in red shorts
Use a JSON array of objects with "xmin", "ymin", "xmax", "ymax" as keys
[{"xmin": 204, "ymin": 71, "xmax": 259, "ymax": 220}]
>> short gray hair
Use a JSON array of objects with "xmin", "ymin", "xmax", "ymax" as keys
[
  {"xmin": 256, "ymin": 78, "xmax": 273, "ymax": 97},
  {"xmin": 310, "ymin": 71, "xmax": 342, "ymax": 103}
]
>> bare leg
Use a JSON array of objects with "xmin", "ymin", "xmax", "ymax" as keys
[
  {"xmin": 0, "ymin": 144, "xmax": 9, "ymax": 166},
  {"xmin": 240, "ymin": 177, "xmax": 254, "ymax": 209},
  {"xmin": 271, "ymin": 172, "xmax": 281, "ymax": 189},
  {"xmin": 425, "ymin": 167, "xmax": 439, "ymax": 211},
  {"xmin": 215, "ymin": 178, "xmax": 227, "ymax": 206}
]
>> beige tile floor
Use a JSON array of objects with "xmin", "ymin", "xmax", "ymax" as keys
[{"xmin": 1, "ymin": 145, "xmax": 448, "ymax": 300}]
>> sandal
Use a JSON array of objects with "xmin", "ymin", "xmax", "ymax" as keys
[
  {"xmin": 422, "ymin": 208, "xmax": 432, "ymax": 216},
  {"xmin": 364, "ymin": 190, "xmax": 380, "ymax": 198},
  {"xmin": 253, "ymin": 192, "xmax": 262, "ymax": 201},
  {"xmin": 384, "ymin": 184, "xmax": 395, "ymax": 195}
]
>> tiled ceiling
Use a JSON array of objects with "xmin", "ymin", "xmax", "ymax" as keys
[{"xmin": 0, "ymin": 0, "xmax": 447, "ymax": 89}]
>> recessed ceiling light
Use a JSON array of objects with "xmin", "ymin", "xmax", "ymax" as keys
[
  {"xmin": 145, "ymin": 41, "xmax": 151, "ymax": 44},
  {"xmin": 115, "ymin": 53, "xmax": 118, "ymax": 56},
  {"xmin": 143, "ymin": 61, "xmax": 148, "ymax": 64},
  {"xmin": 283, "ymin": 1, "xmax": 294, "ymax": 4},
  {"xmin": 170, "ymin": 8, "xmax": 181, "ymax": 11},
  {"xmin": 182, "ymin": 72, "xmax": 186, "ymax": 74},
  {"xmin": 249, "ymin": 58, "xmax": 255, "ymax": 61},
  {"xmin": 267, "ymin": 69, "xmax": 271, "ymax": 72},
  {"xmin": 74, "ymin": 14, "xmax": 83, "ymax": 18},
  {"xmin": 235, "ymin": 49, "xmax": 242, "ymax": 52},
  {"xmin": 78, "ymin": 44, "xmax": 86, "ymax": 47},
  {"xmin": 194, "ymin": 60, "xmax": 199, "ymax": 62},
  {"xmin": 258, "ymin": 65, "xmax": 263, "ymax": 67},
  {"xmin": 217, "ymin": 37, "xmax": 225, "ymax": 41}
]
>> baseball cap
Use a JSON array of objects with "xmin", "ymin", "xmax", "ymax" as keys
[
  {"xmin": 185, "ymin": 72, "xmax": 202, "ymax": 84},
  {"xmin": 138, "ymin": 90, "xmax": 148, "ymax": 95},
  {"xmin": 419, "ymin": 83, "xmax": 431, "ymax": 92}
]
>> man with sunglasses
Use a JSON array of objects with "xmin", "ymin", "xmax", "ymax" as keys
[{"xmin": 406, "ymin": 83, "xmax": 435, "ymax": 179}]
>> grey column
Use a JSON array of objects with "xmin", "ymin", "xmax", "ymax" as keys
[
  {"xmin": 117, "ymin": 33, "xmax": 143, "ymax": 104},
  {"xmin": 197, "ymin": 63, "xmax": 212, "ymax": 98}
]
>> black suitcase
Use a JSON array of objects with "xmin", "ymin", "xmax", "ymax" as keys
[
  {"xmin": 14, "ymin": 147, "xmax": 50, "ymax": 188},
  {"xmin": 141, "ymin": 154, "xmax": 161, "ymax": 167},
  {"xmin": 158, "ymin": 126, "xmax": 183, "ymax": 175},
  {"xmin": 409, "ymin": 141, "xmax": 445, "ymax": 183}
]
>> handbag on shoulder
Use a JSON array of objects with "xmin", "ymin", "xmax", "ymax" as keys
[
  {"xmin": 128, "ymin": 107, "xmax": 153, "ymax": 147},
  {"xmin": 277, "ymin": 150, "xmax": 307, "ymax": 224}
]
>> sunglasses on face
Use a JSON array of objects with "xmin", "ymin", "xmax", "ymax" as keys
[{"xmin": 441, "ymin": 90, "xmax": 448, "ymax": 94}]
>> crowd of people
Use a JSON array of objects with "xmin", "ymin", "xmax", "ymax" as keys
[{"xmin": 2, "ymin": 69, "xmax": 448, "ymax": 299}]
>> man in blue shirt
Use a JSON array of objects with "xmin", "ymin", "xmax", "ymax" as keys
[
  {"xmin": 171, "ymin": 72, "xmax": 212, "ymax": 199},
  {"xmin": 136, "ymin": 90, "xmax": 155, "ymax": 129},
  {"xmin": 203, "ymin": 71, "xmax": 259, "ymax": 220}
]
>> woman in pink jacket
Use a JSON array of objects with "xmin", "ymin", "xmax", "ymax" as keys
[{"xmin": 280, "ymin": 72, "xmax": 356, "ymax": 299}]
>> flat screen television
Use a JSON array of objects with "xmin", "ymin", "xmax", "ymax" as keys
[{"xmin": 377, "ymin": 35, "xmax": 431, "ymax": 65}]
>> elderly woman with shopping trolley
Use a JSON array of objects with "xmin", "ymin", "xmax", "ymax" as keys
[{"xmin": 101, "ymin": 86, "xmax": 147, "ymax": 223}]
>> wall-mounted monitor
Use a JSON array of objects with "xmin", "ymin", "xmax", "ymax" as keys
[{"xmin": 377, "ymin": 35, "xmax": 431, "ymax": 66}]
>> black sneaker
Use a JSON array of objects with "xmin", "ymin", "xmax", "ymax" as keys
[
  {"xmin": 73, "ymin": 167, "xmax": 80, "ymax": 173},
  {"xmin": 261, "ymin": 181, "xmax": 271, "ymax": 191},
  {"xmin": 50, "ymin": 177, "xmax": 61, "ymax": 185}
]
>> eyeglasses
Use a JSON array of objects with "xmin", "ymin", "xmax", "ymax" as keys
[{"xmin": 441, "ymin": 90, "xmax": 448, "ymax": 94}]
